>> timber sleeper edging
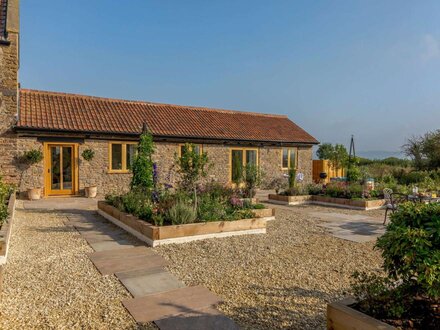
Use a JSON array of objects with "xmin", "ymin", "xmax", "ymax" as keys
[
  {"xmin": 267, "ymin": 194, "xmax": 386, "ymax": 210},
  {"xmin": 97, "ymin": 201, "xmax": 275, "ymax": 247}
]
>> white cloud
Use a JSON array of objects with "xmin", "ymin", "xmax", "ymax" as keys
[{"xmin": 421, "ymin": 34, "xmax": 440, "ymax": 62}]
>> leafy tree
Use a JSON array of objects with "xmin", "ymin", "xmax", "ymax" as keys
[
  {"xmin": 175, "ymin": 143, "xmax": 210, "ymax": 210},
  {"xmin": 332, "ymin": 144, "xmax": 349, "ymax": 172},
  {"xmin": 316, "ymin": 143, "xmax": 334, "ymax": 160},
  {"xmin": 317, "ymin": 143, "xmax": 348, "ymax": 172},
  {"xmin": 243, "ymin": 163, "xmax": 262, "ymax": 198},
  {"xmin": 130, "ymin": 130, "xmax": 155, "ymax": 191},
  {"xmin": 403, "ymin": 135, "xmax": 426, "ymax": 170},
  {"xmin": 175, "ymin": 143, "xmax": 209, "ymax": 192}
]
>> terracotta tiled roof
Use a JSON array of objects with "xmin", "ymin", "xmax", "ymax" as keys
[
  {"xmin": 17, "ymin": 89, "xmax": 318, "ymax": 144},
  {"xmin": 0, "ymin": 0, "xmax": 7, "ymax": 41}
]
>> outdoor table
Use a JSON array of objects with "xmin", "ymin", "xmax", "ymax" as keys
[{"xmin": 408, "ymin": 195, "xmax": 440, "ymax": 203}]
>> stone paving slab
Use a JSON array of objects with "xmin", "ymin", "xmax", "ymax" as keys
[
  {"xmin": 88, "ymin": 246, "xmax": 156, "ymax": 261},
  {"xmin": 89, "ymin": 240, "xmax": 140, "ymax": 252},
  {"xmin": 122, "ymin": 286, "xmax": 222, "ymax": 323},
  {"xmin": 91, "ymin": 253, "xmax": 167, "ymax": 275},
  {"xmin": 116, "ymin": 267, "xmax": 185, "ymax": 297},
  {"xmin": 154, "ymin": 306, "xmax": 239, "ymax": 330}
]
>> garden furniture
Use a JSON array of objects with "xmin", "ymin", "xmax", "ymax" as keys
[{"xmin": 383, "ymin": 189, "xmax": 408, "ymax": 225}]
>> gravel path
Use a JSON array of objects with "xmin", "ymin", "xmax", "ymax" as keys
[
  {"xmin": 157, "ymin": 205, "xmax": 384, "ymax": 329},
  {"xmin": 0, "ymin": 207, "xmax": 153, "ymax": 329}
]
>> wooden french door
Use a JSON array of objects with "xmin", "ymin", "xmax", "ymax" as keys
[{"xmin": 44, "ymin": 143, "xmax": 78, "ymax": 196}]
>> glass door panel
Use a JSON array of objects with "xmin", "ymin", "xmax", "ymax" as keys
[
  {"xmin": 51, "ymin": 146, "xmax": 61, "ymax": 190},
  {"xmin": 48, "ymin": 144, "xmax": 75, "ymax": 195},
  {"xmin": 231, "ymin": 150, "xmax": 243, "ymax": 183},
  {"xmin": 62, "ymin": 147, "xmax": 73, "ymax": 190}
]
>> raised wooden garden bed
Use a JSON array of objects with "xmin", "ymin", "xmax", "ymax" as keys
[
  {"xmin": 97, "ymin": 201, "xmax": 275, "ymax": 247},
  {"xmin": 0, "ymin": 191, "xmax": 17, "ymax": 295},
  {"xmin": 327, "ymin": 298, "xmax": 396, "ymax": 330},
  {"xmin": 268, "ymin": 194, "xmax": 386, "ymax": 210}
]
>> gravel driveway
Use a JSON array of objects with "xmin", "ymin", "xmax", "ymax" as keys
[
  {"xmin": 156, "ymin": 205, "xmax": 383, "ymax": 329},
  {"xmin": 0, "ymin": 206, "xmax": 152, "ymax": 330},
  {"xmin": 0, "ymin": 202, "xmax": 383, "ymax": 329}
]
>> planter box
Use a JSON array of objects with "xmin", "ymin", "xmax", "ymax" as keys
[
  {"xmin": 97, "ymin": 201, "xmax": 275, "ymax": 247},
  {"xmin": 327, "ymin": 298, "xmax": 396, "ymax": 330},
  {"xmin": 0, "ymin": 192, "xmax": 17, "ymax": 296},
  {"xmin": 268, "ymin": 194, "xmax": 313, "ymax": 205},
  {"xmin": 268, "ymin": 194, "xmax": 385, "ymax": 210},
  {"xmin": 312, "ymin": 196, "xmax": 386, "ymax": 210}
]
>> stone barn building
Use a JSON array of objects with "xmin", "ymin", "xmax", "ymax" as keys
[{"xmin": 0, "ymin": 0, "xmax": 318, "ymax": 198}]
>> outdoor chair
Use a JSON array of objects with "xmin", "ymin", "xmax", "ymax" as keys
[{"xmin": 383, "ymin": 188, "xmax": 408, "ymax": 225}]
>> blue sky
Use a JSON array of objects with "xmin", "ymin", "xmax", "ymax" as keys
[{"xmin": 21, "ymin": 1, "xmax": 440, "ymax": 154}]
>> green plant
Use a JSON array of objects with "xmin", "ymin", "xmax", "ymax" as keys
[
  {"xmin": 288, "ymin": 167, "xmax": 296, "ymax": 189},
  {"xmin": 21, "ymin": 149, "xmax": 43, "ymax": 165},
  {"xmin": 121, "ymin": 190, "xmax": 153, "ymax": 221},
  {"xmin": 242, "ymin": 163, "xmax": 262, "ymax": 198},
  {"xmin": 252, "ymin": 203, "xmax": 265, "ymax": 209},
  {"xmin": 350, "ymin": 271, "xmax": 409, "ymax": 319},
  {"xmin": 0, "ymin": 177, "xmax": 12, "ymax": 226},
  {"xmin": 376, "ymin": 202, "xmax": 440, "ymax": 299},
  {"xmin": 81, "ymin": 148, "xmax": 95, "ymax": 161},
  {"xmin": 197, "ymin": 194, "xmax": 226, "ymax": 221},
  {"xmin": 307, "ymin": 183, "xmax": 323, "ymax": 195},
  {"xmin": 131, "ymin": 130, "xmax": 155, "ymax": 191},
  {"xmin": 175, "ymin": 143, "xmax": 210, "ymax": 192},
  {"xmin": 167, "ymin": 199, "xmax": 197, "ymax": 225},
  {"xmin": 175, "ymin": 143, "xmax": 210, "ymax": 212}
]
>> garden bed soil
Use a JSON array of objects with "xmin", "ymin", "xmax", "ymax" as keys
[
  {"xmin": 327, "ymin": 298, "xmax": 396, "ymax": 330},
  {"xmin": 0, "ymin": 192, "xmax": 17, "ymax": 295},
  {"xmin": 97, "ymin": 201, "xmax": 275, "ymax": 247},
  {"xmin": 268, "ymin": 194, "xmax": 386, "ymax": 210}
]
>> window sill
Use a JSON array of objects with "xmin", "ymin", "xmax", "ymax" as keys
[{"xmin": 107, "ymin": 170, "xmax": 132, "ymax": 174}]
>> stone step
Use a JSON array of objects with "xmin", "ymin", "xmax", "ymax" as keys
[
  {"xmin": 91, "ymin": 252, "xmax": 167, "ymax": 275},
  {"xmin": 115, "ymin": 267, "xmax": 185, "ymax": 297},
  {"xmin": 122, "ymin": 286, "xmax": 222, "ymax": 323},
  {"xmin": 154, "ymin": 306, "xmax": 239, "ymax": 330},
  {"xmin": 88, "ymin": 246, "xmax": 155, "ymax": 261}
]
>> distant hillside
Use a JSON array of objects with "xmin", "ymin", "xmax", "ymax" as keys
[{"xmin": 356, "ymin": 150, "xmax": 404, "ymax": 160}]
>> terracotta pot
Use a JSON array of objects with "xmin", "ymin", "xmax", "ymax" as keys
[
  {"xmin": 27, "ymin": 188, "xmax": 41, "ymax": 200},
  {"xmin": 85, "ymin": 186, "xmax": 97, "ymax": 198}
]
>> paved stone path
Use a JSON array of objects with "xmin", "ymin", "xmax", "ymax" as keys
[
  {"xmin": 308, "ymin": 211, "xmax": 385, "ymax": 243},
  {"xmin": 258, "ymin": 190, "xmax": 385, "ymax": 243},
  {"xmin": 55, "ymin": 199, "xmax": 239, "ymax": 329}
]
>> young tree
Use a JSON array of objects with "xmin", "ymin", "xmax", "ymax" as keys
[
  {"xmin": 131, "ymin": 130, "xmax": 155, "ymax": 191},
  {"xmin": 331, "ymin": 144, "xmax": 349, "ymax": 172},
  {"xmin": 175, "ymin": 143, "xmax": 210, "ymax": 209},
  {"xmin": 242, "ymin": 163, "xmax": 263, "ymax": 198},
  {"xmin": 316, "ymin": 143, "xmax": 334, "ymax": 160}
]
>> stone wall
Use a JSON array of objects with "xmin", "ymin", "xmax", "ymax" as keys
[
  {"xmin": 16, "ymin": 137, "xmax": 313, "ymax": 197},
  {"xmin": 0, "ymin": 0, "xmax": 19, "ymax": 185}
]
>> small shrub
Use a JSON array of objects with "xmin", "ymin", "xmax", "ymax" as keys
[
  {"xmin": 131, "ymin": 130, "xmax": 155, "ymax": 191},
  {"xmin": 376, "ymin": 202, "xmax": 440, "ymax": 299},
  {"xmin": 252, "ymin": 203, "xmax": 265, "ymax": 209},
  {"xmin": 81, "ymin": 148, "xmax": 95, "ymax": 161},
  {"xmin": 21, "ymin": 149, "xmax": 43, "ymax": 164},
  {"xmin": 325, "ymin": 182, "xmax": 347, "ymax": 198},
  {"xmin": 167, "ymin": 199, "xmax": 197, "ymax": 225},
  {"xmin": 306, "ymin": 183, "xmax": 323, "ymax": 195}
]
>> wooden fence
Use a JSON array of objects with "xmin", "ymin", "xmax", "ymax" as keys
[{"xmin": 312, "ymin": 160, "xmax": 345, "ymax": 183}]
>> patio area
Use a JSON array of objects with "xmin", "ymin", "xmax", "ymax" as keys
[{"xmin": 0, "ymin": 198, "xmax": 384, "ymax": 329}]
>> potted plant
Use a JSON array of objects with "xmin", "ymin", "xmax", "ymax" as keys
[
  {"xmin": 81, "ymin": 148, "xmax": 97, "ymax": 198},
  {"xmin": 20, "ymin": 149, "xmax": 43, "ymax": 200}
]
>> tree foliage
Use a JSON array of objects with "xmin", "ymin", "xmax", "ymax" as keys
[
  {"xmin": 317, "ymin": 143, "xmax": 348, "ymax": 171},
  {"xmin": 175, "ymin": 143, "xmax": 209, "ymax": 192},
  {"xmin": 130, "ymin": 130, "xmax": 155, "ymax": 191},
  {"xmin": 403, "ymin": 130, "xmax": 440, "ymax": 170}
]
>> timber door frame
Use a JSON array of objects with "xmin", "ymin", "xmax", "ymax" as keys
[{"xmin": 43, "ymin": 142, "xmax": 79, "ymax": 197}]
